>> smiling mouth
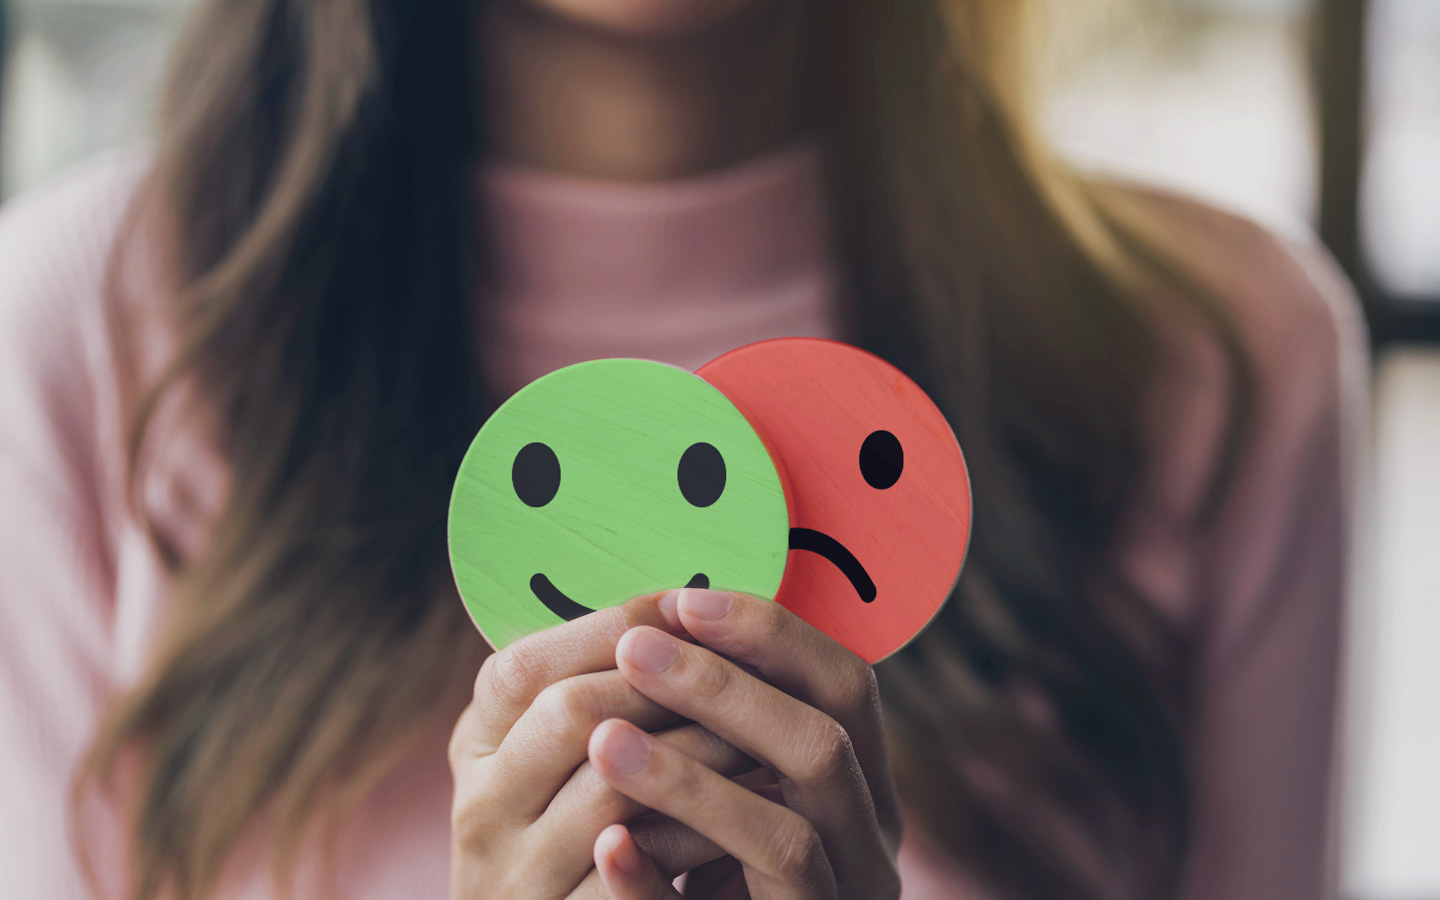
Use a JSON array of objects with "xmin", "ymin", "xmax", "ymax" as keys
[
  {"xmin": 530, "ymin": 572, "xmax": 710, "ymax": 621},
  {"xmin": 789, "ymin": 528, "xmax": 876, "ymax": 603}
]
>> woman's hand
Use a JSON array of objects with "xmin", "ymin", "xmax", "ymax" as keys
[
  {"xmin": 448, "ymin": 595, "xmax": 750, "ymax": 900},
  {"xmin": 589, "ymin": 589, "xmax": 903, "ymax": 899}
]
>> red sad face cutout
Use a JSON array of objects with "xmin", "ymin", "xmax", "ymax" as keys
[{"xmin": 698, "ymin": 338, "xmax": 972, "ymax": 663}]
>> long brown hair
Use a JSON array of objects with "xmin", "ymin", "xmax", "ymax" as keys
[{"xmin": 86, "ymin": 1, "xmax": 1252, "ymax": 898}]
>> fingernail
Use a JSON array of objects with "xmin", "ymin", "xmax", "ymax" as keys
[
  {"xmin": 626, "ymin": 628, "xmax": 679, "ymax": 674},
  {"xmin": 679, "ymin": 588, "xmax": 735, "ymax": 620},
  {"xmin": 600, "ymin": 725, "xmax": 652, "ymax": 775},
  {"xmin": 657, "ymin": 590, "xmax": 681, "ymax": 629},
  {"xmin": 610, "ymin": 828, "xmax": 642, "ymax": 874}
]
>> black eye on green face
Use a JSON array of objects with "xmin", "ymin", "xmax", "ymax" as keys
[
  {"xmin": 513, "ymin": 442, "xmax": 561, "ymax": 507},
  {"xmin": 678, "ymin": 442, "xmax": 726, "ymax": 507},
  {"xmin": 859, "ymin": 430, "xmax": 903, "ymax": 489}
]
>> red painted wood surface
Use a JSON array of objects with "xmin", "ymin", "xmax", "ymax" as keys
[{"xmin": 699, "ymin": 338, "xmax": 972, "ymax": 662}]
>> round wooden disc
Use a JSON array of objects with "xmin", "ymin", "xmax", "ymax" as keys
[
  {"xmin": 448, "ymin": 358, "xmax": 790, "ymax": 650},
  {"xmin": 698, "ymin": 338, "xmax": 972, "ymax": 662}
]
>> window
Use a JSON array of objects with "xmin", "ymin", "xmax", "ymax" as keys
[{"xmin": 1360, "ymin": 0, "xmax": 1440, "ymax": 301}]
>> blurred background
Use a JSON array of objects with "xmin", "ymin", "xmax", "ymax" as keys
[{"xmin": 0, "ymin": 0, "xmax": 1433, "ymax": 897}]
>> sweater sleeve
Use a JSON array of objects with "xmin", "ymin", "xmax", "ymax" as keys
[
  {"xmin": 0, "ymin": 159, "xmax": 147, "ymax": 898},
  {"xmin": 1176, "ymin": 227, "xmax": 1367, "ymax": 900}
]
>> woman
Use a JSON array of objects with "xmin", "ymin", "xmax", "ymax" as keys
[{"xmin": 0, "ymin": 0, "xmax": 1363, "ymax": 898}]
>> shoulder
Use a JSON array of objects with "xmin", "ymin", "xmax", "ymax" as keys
[
  {"xmin": 1109, "ymin": 191, "xmax": 1360, "ymax": 892},
  {"xmin": 0, "ymin": 152, "xmax": 152, "ymax": 327},
  {"xmin": 0, "ymin": 154, "xmax": 154, "ymax": 371},
  {"xmin": 1115, "ymin": 183, "xmax": 1366, "ymax": 381},
  {"xmin": 0, "ymin": 154, "xmax": 155, "ymax": 507},
  {"xmin": 1102, "ymin": 184, "xmax": 1368, "ymax": 589},
  {"xmin": 0, "ymin": 153, "xmax": 151, "ymax": 270}
]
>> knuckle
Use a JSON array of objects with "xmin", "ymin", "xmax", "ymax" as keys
[
  {"xmin": 446, "ymin": 706, "xmax": 473, "ymax": 771},
  {"xmin": 640, "ymin": 749, "xmax": 704, "ymax": 808},
  {"xmin": 595, "ymin": 603, "xmax": 633, "ymax": 634},
  {"xmin": 851, "ymin": 658, "xmax": 881, "ymax": 707},
  {"xmin": 470, "ymin": 654, "xmax": 498, "ymax": 707},
  {"xmin": 741, "ymin": 593, "xmax": 783, "ymax": 638},
  {"xmin": 768, "ymin": 814, "xmax": 825, "ymax": 884},
  {"xmin": 687, "ymin": 653, "xmax": 734, "ymax": 703},
  {"xmin": 481, "ymin": 643, "xmax": 546, "ymax": 714},
  {"xmin": 568, "ymin": 760, "xmax": 621, "ymax": 811},
  {"xmin": 529, "ymin": 680, "xmax": 593, "ymax": 736},
  {"xmin": 839, "ymin": 660, "xmax": 882, "ymax": 723},
  {"xmin": 630, "ymin": 819, "xmax": 700, "ymax": 879},
  {"xmin": 801, "ymin": 716, "xmax": 856, "ymax": 784},
  {"xmin": 669, "ymin": 763, "xmax": 709, "ymax": 808},
  {"xmin": 449, "ymin": 780, "xmax": 495, "ymax": 852},
  {"xmin": 662, "ymin": 725, "xmax": 735, "ymax": 771}
]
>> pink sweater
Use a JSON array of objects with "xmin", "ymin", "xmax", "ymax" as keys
[{"xmin": 0, "ymin": 147, "xmax": 1366, "ymax": 899}]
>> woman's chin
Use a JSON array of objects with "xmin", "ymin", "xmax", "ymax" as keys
[{"xmin": 522, "ymin": 0, "xmax": 773, "ymax": 40}]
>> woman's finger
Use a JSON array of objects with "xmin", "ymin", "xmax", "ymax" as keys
[
  {"xmin": 614, "ymin": 626, "xmax": 895, "ymax": 893},
  {"xmin": 662, "ymin": 588, "xmax": 901, "ymax": 840},
  {"xmin": 483, "ymin": 669, "xmax": 683, "ymax": 822},
  {"xmin": 589, "ymin": 718, "xmax": 839, "ymax": 898},
  {"xmin": 592, "ymin": 824, "xmax": 683, "ymax": 900},
  {"xmin": 534, "ymin": 722, "xmax": 749, "ymax": 883},
  {"xmin": 542, "ymin": 720, "xmax": 756, "ymax": 833},
  {"xmin": 684, "ymin": 856, "xmax": 749, "ymax": 897},
  {"xmin": 457, "ymin": 593, "xmax": 681, "ymax": 758},
  {"xmin": 568, "ymin": 816, "xmax": 732, "ymax": 900},
  {"xmin": 629, "ymin": 812, "xmax": 727, "ymax": 878},
  {"xmin": 450, "ymin": 668, "xmax": 681, "ymax": 898}
]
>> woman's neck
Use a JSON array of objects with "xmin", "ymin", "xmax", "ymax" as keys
[{"xmin": 479, "ymin": 1, "xmax": 808, "ymax": 181}]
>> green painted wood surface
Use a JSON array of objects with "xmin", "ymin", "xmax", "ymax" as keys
[{"xmin": 448, "ymin": 359, "xmax": 789, "ymax": 650}]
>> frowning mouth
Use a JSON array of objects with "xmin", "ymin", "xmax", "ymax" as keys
[
  {"xmin": 530, "ymin": 572, "xmax": 710, "ymax": 621},
  {"xmin": 788, "ymin": 528, "xmax": 876, "ymax": 603}
]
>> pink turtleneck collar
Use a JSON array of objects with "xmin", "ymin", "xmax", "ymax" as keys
[{"xmin": 476, "ymin": 143, "xmax": 840, "ymax": 397}]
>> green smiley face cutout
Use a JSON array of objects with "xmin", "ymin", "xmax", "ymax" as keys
[{"xmin": 448, "ymin": 359, "xmax": 790, "ymax": 650}]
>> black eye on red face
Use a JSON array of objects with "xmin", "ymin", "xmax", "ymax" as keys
[{"xmin": 859, "ymin": 430, "xmax": 904, "ymax": 489}]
